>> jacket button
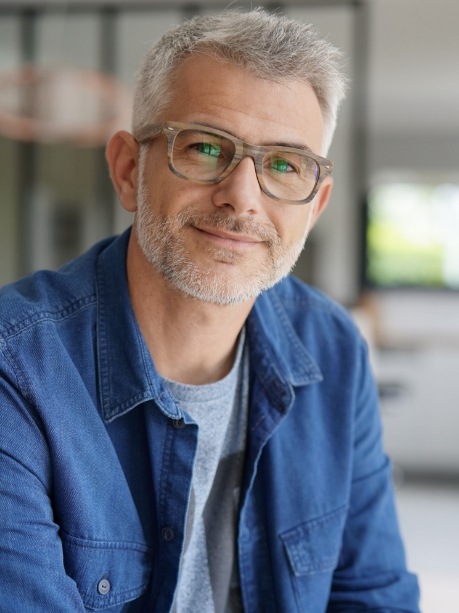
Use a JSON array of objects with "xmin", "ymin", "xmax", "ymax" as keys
[
  {"xmin": 97, "ymin": 578, "xmax": 111, "ymax": 595},
  {"xmin": 172, "ymin": 418, "xmax": 185, "ymax": 429},
  {"xmin": 161, "ymin": 526, "xmax": 175, "ymax": 541}
]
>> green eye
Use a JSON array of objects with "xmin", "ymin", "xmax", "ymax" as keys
[
  {"xmin": 195, "ymin": 142, "xmax": 221, "ymax": 158},
  {"xmin": 271, "ymin": 157, "xmax": 293, "ymax": 173}
]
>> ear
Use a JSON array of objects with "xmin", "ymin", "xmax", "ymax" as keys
[
  {"xmin": 309, "ymin": 176, "xmax": 333, "ymax": 228},
  {"xmin": 106, "ymin": 130, "xmax": 140, "ymax": 213}
]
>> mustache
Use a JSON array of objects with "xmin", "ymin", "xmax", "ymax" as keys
[{"xmin": 176, "ymin": 209, "xmax": 280, "ymax": 245}]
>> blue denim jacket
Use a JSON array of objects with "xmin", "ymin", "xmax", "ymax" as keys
[{"xmin": 0, "ymin": 230, "xmax": 419, "ymax": 612}]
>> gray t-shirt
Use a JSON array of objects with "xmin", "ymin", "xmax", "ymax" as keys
[{"xmin": 166, "ymin": 331, "xmax": 249, "ymax": 613}]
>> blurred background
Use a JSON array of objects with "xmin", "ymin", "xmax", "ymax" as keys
[{"xmin": 0, "ymin": 0, "xmax": 458, "ymax": 610}]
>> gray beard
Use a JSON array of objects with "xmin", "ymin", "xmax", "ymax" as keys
[{"xmin": 134, "ymin": 177, "xmax": 310, "ymax": 305}]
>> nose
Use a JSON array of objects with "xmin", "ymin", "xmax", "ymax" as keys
[{"xmin": 211, "ymin": 156, "xmax": 263, "ymax": 215}]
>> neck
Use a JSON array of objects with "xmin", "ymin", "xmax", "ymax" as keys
[{"xmin": 126, "ymin": 233, "xmax": 254, "ymax": 385}]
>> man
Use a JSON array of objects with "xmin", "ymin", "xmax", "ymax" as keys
[{"xmin": 0, "ymin": 9, "xmax": 419, "ymax": 612}]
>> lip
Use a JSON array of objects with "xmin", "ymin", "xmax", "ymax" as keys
[{"xmin": 194, "ymin": 226, "xmax": 264, "ymax": 246}]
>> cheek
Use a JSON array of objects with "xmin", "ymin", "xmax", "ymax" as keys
[
  {"xmin": 143, "ymin": 174, "xmax": 181, "ymax": 217},
  {"xmin": 141, "ymin": 148, "xmax": 180, "ymax": 211},
  {"xmin": 275, "ymin": 207, "xmax": 314, "ymax": 245}
]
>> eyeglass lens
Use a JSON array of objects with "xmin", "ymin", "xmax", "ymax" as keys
[{"xmin": 171, "ymin": 128, "xmax": 320, "ymax": 202}]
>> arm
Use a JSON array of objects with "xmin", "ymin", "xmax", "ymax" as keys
[
  {"xmin": 0, "ymin": 372, "xmax": 86, "ymax": 613},
  {"xmin": 328, "ymin": 341, "xmax": 420, "ymax": 612}
]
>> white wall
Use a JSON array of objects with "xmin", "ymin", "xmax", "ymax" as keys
[{"xmin": 363, "ymin": 0, "xmax": 459, "ymax": 475}]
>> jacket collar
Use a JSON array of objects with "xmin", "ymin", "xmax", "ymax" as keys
[
  {"xmin": 248, "ymin": 289, "xmax": 323, "ymax": 387},
  {"xmin": 95, "ymin": 229, "xmax": 322, "ymax": 422},
  {"xmin": 95, "ymin": 229, "xmax": 182, "ymax": 423}
]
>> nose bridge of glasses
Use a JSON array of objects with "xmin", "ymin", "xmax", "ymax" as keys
[
  {"xmin": 230, "ymin": 141, "xmax": 265, "ymax": 175},
  {"xmin": 223, "ymin": 142, "xmax": 263, "ymax": 189}
]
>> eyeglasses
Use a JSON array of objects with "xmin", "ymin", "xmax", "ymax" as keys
[{"xmin": 135, "ymin": 121, "xmax": 333, "ymax": 205}]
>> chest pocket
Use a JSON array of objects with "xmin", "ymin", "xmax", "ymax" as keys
[
  {"xmin": 280, "ymin": 505, "xmax": 347, "ymax": 575},
  {"xmin": 279, "ymin": 505, "xmax": 347, "ymax": 610},
  {"xmin": 61, "ymin": 531, "xmax": 152, "ymax": 611}
]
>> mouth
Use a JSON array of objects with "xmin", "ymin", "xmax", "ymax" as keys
[{"xmin": 194, "ymin": 225, "xmax": 264, "ymax": 248}]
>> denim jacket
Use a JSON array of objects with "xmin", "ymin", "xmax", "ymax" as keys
[{"xmin": 0, "ymin": 230, "xmax": 420, "ymax": 612}]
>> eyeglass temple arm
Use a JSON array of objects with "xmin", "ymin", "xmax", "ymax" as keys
[{"xmin": 134, "ymin": 123, "xmax": 163, "ymax": 143}]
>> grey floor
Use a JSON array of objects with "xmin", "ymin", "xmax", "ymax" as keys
[{"xmin": 394, "ymin": 480, "xmax": 459, "ymax": 612}]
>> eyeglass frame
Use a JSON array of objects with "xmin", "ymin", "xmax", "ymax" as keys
[{"xmin": 134, "ymin": 121, "xmax": 333, "ymax": 205}]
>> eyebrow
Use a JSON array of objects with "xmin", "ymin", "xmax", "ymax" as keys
[
  {"xmin": 194, "ymin": 121, "xmax": 315, "ymax": 153},
  {"xmin": 273, "ymin": 140, "xmax": 314, "ymax": 153}
]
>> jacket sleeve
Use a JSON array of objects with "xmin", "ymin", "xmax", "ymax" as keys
[
  {"xmin": 0, "ymin": 365, "xmax": 87, "ymax": 613},
  {"xmin": 328, "ymin": 340, "xmax": 421, "ymax": 612}
]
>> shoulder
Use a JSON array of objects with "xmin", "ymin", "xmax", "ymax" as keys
[
  {"xmin": 264, "ymin": 274, "xmax": 360, "ymax": 341},
  {"xmin": 252, "ymin": 275, "xmax": 367, "ymax": 380},
  {"xmin": 273, "ymin": 274, "xmax": 349, "ymax": 312},
  {"xmin": 0, "ymin": 236, "xmax": 114, "ymax": 341}
]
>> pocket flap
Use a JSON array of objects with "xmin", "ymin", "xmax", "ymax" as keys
[
  {"xmin": 61, "ymin": 532, "xmax": 152, "ymax": 610},
  {"xmin": 280, "ymin": 505, "xmax": 347, "ymax": 576}
]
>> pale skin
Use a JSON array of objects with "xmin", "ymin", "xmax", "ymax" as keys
[{"xmin": 106, "ymin": 54, "xmax": 333, "ymax": 385}]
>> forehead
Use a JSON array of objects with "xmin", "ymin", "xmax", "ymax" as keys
[{"xmin": 160, "ymin": 54, "xmax": 324, "ymax": 152}]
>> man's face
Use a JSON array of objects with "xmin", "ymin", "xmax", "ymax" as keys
[{"xmin": 134, "ymin": 54, "xmax": 331, "ymax": 305}]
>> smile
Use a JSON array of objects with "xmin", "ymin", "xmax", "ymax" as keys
[{"xmin": 193, "ymin": 226, "xmax": 264, "ymax": 249}]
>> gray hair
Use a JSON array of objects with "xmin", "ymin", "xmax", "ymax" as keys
[{"xmin": 132, "ymin": 8, "xmax": 347, "ymax": 154}]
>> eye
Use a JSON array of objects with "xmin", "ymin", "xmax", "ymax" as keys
[
  {"xmin": 269, "ymin": 156, "xmax": 297, "ymax": 174},
  {"xmin": 271, "ymin": 158, "xmax": 294, "ymax": 172},
  {"xmin": 192, "ymin": 141, "xmax": 222, "ymax": 158}
]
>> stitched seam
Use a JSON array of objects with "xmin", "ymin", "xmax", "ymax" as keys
[{"xmin": 0, "ymin": 295, "xmax": 96, "ymax": 341}]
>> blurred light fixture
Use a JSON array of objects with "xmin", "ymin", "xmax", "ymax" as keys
[{"xmin": 0, "ymin": 65, "xmax": 132, "ymax": 146}]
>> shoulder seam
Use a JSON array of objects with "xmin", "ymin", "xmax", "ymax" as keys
[{"xmin": 0, "ymin": 294, "xmax": 96, "ymax": 341}]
